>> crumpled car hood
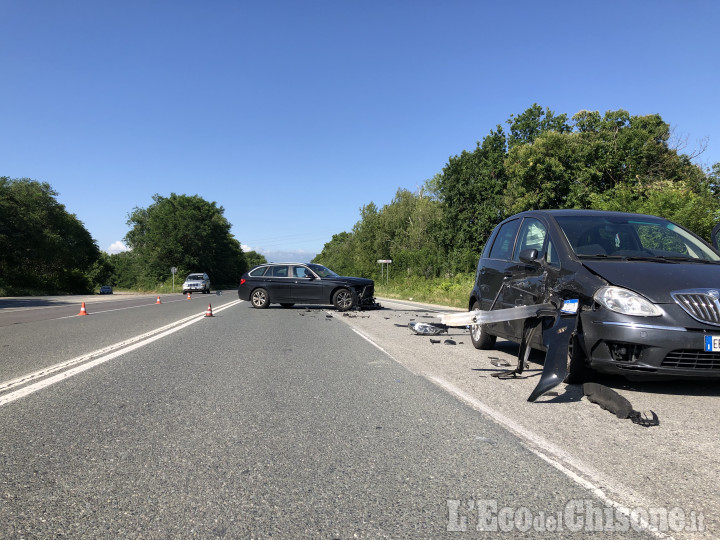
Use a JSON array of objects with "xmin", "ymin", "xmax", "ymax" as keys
[
  {"xmin": 581, "ymin": 260, "xmax": 720, "ymax": 303},
  {"xmin": 334, "ymin": 276, "xmax": 374, "ymax": 287}
]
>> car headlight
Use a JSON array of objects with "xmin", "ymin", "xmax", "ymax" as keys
[{"xmin": 594, "ymin": 286, "xmax": 662, "ymax": 317}]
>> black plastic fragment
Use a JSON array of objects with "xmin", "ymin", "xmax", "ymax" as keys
[{"xmin": 583, "ymin": 382, "xmax": 659, "ymax": 427}]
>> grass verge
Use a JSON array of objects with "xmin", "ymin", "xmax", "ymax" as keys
[{"xmin": 374, "ymin": 273, "xmax": 473, "ymax": 309}]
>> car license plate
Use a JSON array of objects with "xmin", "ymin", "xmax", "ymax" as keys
[{"xmin": 704, "ymin": 336, "xmax": 720, "ymax": 352}]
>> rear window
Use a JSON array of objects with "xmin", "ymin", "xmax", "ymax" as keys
[{"xmin": 249, "ymin": 267, "xmax": 269, "ymax": 277}]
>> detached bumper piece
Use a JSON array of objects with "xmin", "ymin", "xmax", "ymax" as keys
[
  {"xmin": 440, "ymin": 302, "xmax": 579, "ymax": 402},
  {"xmin": 583, "ymin": 382, "xmax": 659, "ymax": 427}
]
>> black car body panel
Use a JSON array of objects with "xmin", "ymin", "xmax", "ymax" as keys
[
  {"xmin": 470, "ymin": 209, "xmax": 720, "ymax": 380},
  {"xmin": 238, "ymin": 263, "xmax": 377, "ymax": 310}
]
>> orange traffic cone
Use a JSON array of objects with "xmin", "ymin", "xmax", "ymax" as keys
[
  {"xmin": 156, "ymin": 296, "xmax": 162, "ymax": 304},
  {"xmin": 186, "ymin": 292, "xmax": 192, "ymax": 299},
  {"xmin": 205, "ymin": 304, "xmax": 214, "ymax": 317},
  {"xmin": 77, "ymin": 302, "xmax": 88, "ymax": 316}
]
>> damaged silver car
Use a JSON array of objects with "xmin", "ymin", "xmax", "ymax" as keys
[{"xmin": 469, "ymin": 209, "xmax": 720, "ymax": 384}]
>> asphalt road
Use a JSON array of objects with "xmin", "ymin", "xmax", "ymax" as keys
[{"xmin": 0, "ymin": 293, "xmax": 712, "ymax": 538}]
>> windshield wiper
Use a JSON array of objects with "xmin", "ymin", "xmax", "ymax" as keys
[
  {"xmin": 576, "ymin": 254, "xmax": 624, "ymax": 259},
  {"xmin": 655, "ymin": 255, "xmax": 717, "ymax": 264},
  {"xmin": 623, "ymin": 256, "xmax": 678, "ymax": 263}
]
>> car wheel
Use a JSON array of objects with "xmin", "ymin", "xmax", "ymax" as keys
[
  {"xmin": 470, "ymin": 301, "xmax": 497, "ymax": 350},
  {"xmin": 332, "ymin": 288, "xmax": 354, "ymax": 311},
  {"xmin": 565, "ymin": 334, "xmax": 593, "ymax": 384},
  {"xmin": 280, "ymin": 303, "xmax": 295, "ymax": 308},
  {"xmin": 250, "ymin": 288, "xmax": 270, "ymax": 309}
]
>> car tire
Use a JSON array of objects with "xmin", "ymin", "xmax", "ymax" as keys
[
  {"xmin": 280, "ymin": 303, "xmax": 295, "ymax": 308},
  {"xmin": 332, "ymin": 288, "xmax": 354, "ymax": 311},
  {"xmin": 250, "ymin": 288, "xmax": 270, "ymax": 309},
  {"xmin": 470, "ymin": 301, "xmax": 497, "ymax": 350},
  {"xmin": 564, "ymin": 334, "xmax": 593, "ymax": 384}
]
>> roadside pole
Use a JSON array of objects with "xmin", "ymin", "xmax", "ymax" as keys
[{"xmin": 377, "ymin": 259, "xmax": 392, "ymax": 285}]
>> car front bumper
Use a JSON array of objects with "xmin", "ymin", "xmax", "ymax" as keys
[{"xmin": 581, "ymin": 306, "xmax": 720, "ymax": 379}]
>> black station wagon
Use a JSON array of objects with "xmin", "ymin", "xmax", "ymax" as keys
[
  {"xmin": 470, "ymin": 209, "xmax": 720, "ymax": 381},
  {"xmin": 238, "ymin": 263, "xmax": 377, "ymax": 311}
]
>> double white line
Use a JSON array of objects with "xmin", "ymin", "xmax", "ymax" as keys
[{"xmin": 0, "ymin": 300, "xmax": 242, "ymax": 407}]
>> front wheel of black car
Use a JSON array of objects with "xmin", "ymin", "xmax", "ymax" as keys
[
  {"xmin": 470, "ymin": 301, "xmax": 497, "ymax": 350},
  {"xmin": 332, "ymin": 288, "xmax": 354, "ymax": 311},
  {"xmin": 251, "ymin": 288, "xmax": 270, "ymax": 309},
  {"xmin": 565, "ymin": 335, "xmax": 593, "ymax": 384}
]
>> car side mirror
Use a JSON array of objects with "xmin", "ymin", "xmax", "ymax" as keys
[
  {"xmin": 519, "ymin": 248, "xmax": 540, "ymax": 264},
  {"xmin": 712, "ymin": 223, "xmax": 720, "ymax": 250}
]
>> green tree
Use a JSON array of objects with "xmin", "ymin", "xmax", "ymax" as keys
[
  {"xmin": 436, "ymin": 127, "xmax": 508, "ymax": 271},
  {"xmin": 244, "ymin": 250, "xmax": 267, "ymax": 269},
  {"xmin": 125, "ymin": 193, "xmax": 246, "ymax": 288},
  {"xmin": 0, "ymin": 177, "xmax": 101, "ymax": 294},
  {"xmin": 313, "ymin": 232, "xmax": 356, "ymax": 275}
]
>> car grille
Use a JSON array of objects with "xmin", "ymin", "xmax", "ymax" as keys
[
  {"xmin": 358, "ymin": 284, "xmax": 374, "ymax": 300},
  {"xmin": 672, "ymin": 290, "xmax": 720, "ymax": 326},
  {"xmin": 662, "ymin": 350, "xmax": 720, "ymax": 370}
]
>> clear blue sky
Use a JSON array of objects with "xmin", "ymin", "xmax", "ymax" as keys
[{"xmin": 2, "ymin": 1, "xmax": 719, "ymax": 263}]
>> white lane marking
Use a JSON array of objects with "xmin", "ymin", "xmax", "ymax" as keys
[
  {"xmin": 348, "ymin": 326, "xmax": 672, "ymax": 539},
  {"xmin": 56, "ymin": 297, "xmax": 192, "ymax": 319},
  {"xmin": 0, "ymin": 300, "xmax": 241, "ymax": 407},
  {"xmin": 427, "ymin": 376, "xmax": 673, "ymax": 539},
  {"xmin": 352, "ymin": 328, "xmax": 393, "ymax": 357}
]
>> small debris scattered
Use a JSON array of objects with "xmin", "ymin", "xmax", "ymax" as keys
[
  {"xmin": 489, "ymin": 357, "xmax": 510, "ymax": 367},
  {"xmin": 430, "ymin": 338, "xmax": 441, "ymax": 344},
  {"xmin": 408, "ymin": 321, "xmax": 447, "ymax": 335},
  {"xmin": 443, "ymin": 339, "xmax": 456, "ymax": 345}
]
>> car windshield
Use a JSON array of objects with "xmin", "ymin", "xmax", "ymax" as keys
[
  {"xmin": 556, "ymin": 215, "xmax": 720, "ymax": 262},
  {"xmin": 306, "ymin": 264, "xmax": 339, "ymax": 278},
  {"xmin": 186, "ymin": 274, "xmax": 203, "ymax": 280}
]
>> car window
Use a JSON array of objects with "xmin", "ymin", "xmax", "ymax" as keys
[
  {"xmin": 249, "ymin": 266, "xmax": 268, "ymax": 277},
  {"xmin": 293, "ymin": 266, "xmax": 311, "ymax": 278},
  {"xmin": 271, "ymin": 265, "xmax": 289, "ymax": 277},
  {"xmin": 513, "ymin": 218, "xmax": 547, "ymax": 260},
  {"xmin": 546, "ymin": 240, "xmax": 560, "ymax": 268},
  {"xmin": 488, "ymin": 219, "xmax": 520, "ymax": 260},
  {"xmin": 306, "ymin": 264, "xmax": 339, "ymax": 278}
]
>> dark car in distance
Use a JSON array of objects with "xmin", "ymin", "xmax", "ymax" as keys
[
  {"xmin": 470, "ymin": 209, "xmax": 720, "ymax": 381},
  {"xmin": 238, "ymin": 263, "xmax": 377, "ymax": 311}
]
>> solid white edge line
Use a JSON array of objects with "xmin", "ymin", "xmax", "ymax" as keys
[
  {"xmin": 351, "ymin": 326, "xmax": 673, "ymax": 540},
  {"xmin": 0, "ymin": 300, "xmax": 241, "ymax": 407}
]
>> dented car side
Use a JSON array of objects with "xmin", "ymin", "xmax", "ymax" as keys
[{"xmin": 468, "ymin": 209, "xmax": 720, "ymax": 385}]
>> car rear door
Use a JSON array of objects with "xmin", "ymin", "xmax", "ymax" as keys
[
  {"xmin": 265, "ymin": 265, "xmax": 292, "ymax": 302},
  {"xmin": 479, "ymin": 218, "xmax": 521, "ymax": 339}
]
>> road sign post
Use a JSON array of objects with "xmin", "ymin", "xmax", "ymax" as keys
[
  {"xmin": 171, "ymin": 266, "xmax": 177, "ymax": 292},
  {"xmin": 377, "ymin": 259, "xmax": 392, "ymax": 285}
]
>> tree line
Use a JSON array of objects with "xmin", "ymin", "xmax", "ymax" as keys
[
  {"xmin": 0, "ymin": 183, "xmax": 255, "ymax": 295},
  {"xmin": 313, "ymin": 104, "xmax": 720, "ymax": 279}
]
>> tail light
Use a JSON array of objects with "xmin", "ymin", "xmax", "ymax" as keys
[{"xmin": 240, "ymin": 278, "xmax": 246, "ymax": 286}]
